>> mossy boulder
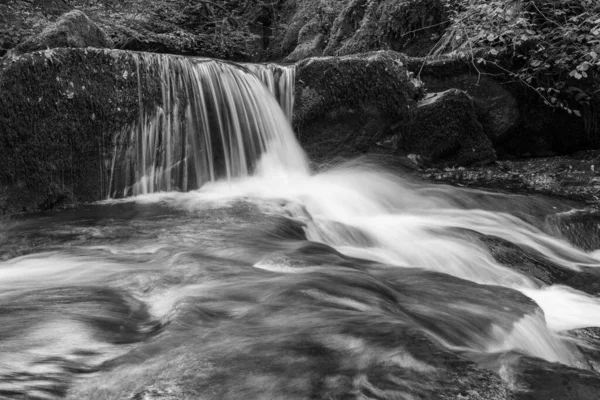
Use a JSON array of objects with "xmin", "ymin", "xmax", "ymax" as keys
[
  {"xmin": 398, "ymin": 54, "xmax": 600, "ymax": 157},
  {"xmin": 270, "ymin": 0, "xmax": 446, "ymax": 62},
  {"xmin": 399, "ymin": 89, "xmax": 496, "ymax": 166},
  {"xmin": 267, "ymin": 0, "xmax": 350, "ymax": 62},
  {"xmin": 323, "ymin": 0, "xmax": 447, "ymax": 58},
  {"xmin": 11, "ymin": 10, "xmax": 113, "ymax": 56},
  {"xmin": 0, "ymin": 48, "xmax": 160, "ymax": 214},
  {"xmin": 293, "ymin": 50, "xmax": 423, "ymax": 161}
]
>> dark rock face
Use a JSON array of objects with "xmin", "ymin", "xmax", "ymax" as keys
[
  {"xmin": 293, "ymin": 50, "xmax": 423, "ymax": 161},
  {"xmin": 399, "ymin": 89, "xmax": 496, "ymax": 166},
  {"xmin": 0, "ymin": 48, "xmax": 160, "ymax": 214},
  {"xmin": 11, "ymin": 10, "xmax": 113, "ymax": 56}
]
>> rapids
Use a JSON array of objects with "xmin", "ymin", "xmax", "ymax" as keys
[{"xmin": 2, "ymin": 55, "xmax": 600, "ymax": 399}]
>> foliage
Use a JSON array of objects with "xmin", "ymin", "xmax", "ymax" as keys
[
  {"xmin": 435, "ymin": 0, "xmax": 600, "ymax": 116},
  {"xmin": 0, "ymin": 0, "xmax": 265, "ymax": 59}
]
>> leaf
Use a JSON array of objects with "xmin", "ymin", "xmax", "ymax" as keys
[
  {"xmin": 569, "ymin": 70, "xmax": 583, "ymax": 79},
  {"xmin": 579, "ymin": 61, "xmax": 590, "ymax": 71}
]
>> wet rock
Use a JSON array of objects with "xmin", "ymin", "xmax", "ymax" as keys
[
  {"xmin": 92, "ymin": 267, "xmax": 520, "ymax": 400},
  {"xmin": 11, "ymin": 10, "xmax": 113, "ymax": 56},
  {"xmin": 479, "ymin": 235, "xmax": 575, "ymax": 286},
  {"xmin": 475, "ymin": 233, "xmax": 600, "ymax": 295},
  {"xmin": 507, "ymin": 355, "xmax": 600, "ymax": 400},
  {"xmin": 399, "ymin": 89, "xmax": 496, "ymax": 166},
  {"xmin": 293, "ymin": 50, "xmax": 423, "ymax": 161},
  {"xmin": 569, "ymin": 328, "xmax": 600, "ymax": 372},
  {"xmin": 545, "ymin": 210, "xmax": 600, "ymax": 252},
  {"xmin": 130, "ymin": 385, "xmax": 182, "ymax": 400},
  {"xmin": 0, "ymin": 48, "xmax": 161, "ymax": 214},
  {"xmin": 419, "ymin": 150, "xmax": 600, "ymax": 209}
]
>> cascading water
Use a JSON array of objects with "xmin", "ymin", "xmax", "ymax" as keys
[
  {"xmin": 3, "ymin": 53, "xmax": 600, "ymax": 399},
  {"xmin": 108, "ymin": 55, "xmax": 305, "ymax": 198}
]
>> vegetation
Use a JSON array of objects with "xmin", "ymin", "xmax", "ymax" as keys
[
  {"xmin": 0, "ymin": 0, "xmax": 267, "ymax": 59},
  {"xmin": 435, "ymin": 0, "xmax": 600, "ymax": 117}
]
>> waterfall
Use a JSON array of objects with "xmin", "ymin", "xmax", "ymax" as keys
[
  {"xmin": 99, "ymin": 51, "xmax": 600, "ymax": 367},
  {"xmin": 243, "ymin": 63, "xmax": 296, "ymax": 121},
  {"xmin": 108, "ymin": 55, "xmax": 306, "ymax": 198}
]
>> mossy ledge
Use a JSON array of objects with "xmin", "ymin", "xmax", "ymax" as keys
[{"xmin": 0, "ymin": 47, "xmax": 162, "ymax": 214}]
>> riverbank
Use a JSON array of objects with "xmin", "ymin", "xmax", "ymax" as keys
[{"xmin": 415, "ymin": 150, "xmax": 600, "ymax": 209}]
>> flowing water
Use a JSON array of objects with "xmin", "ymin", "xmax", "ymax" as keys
[{"xmin": 2, "ymin": 55, "xmax": 600, "ymax": 399}]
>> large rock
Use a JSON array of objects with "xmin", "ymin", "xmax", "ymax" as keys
[
  {"xmin": 271, "ymin": 0, "xmax": 446, "ymax": 62},
  {"xmin": 11, "ymin": 10, "xmax": 113, "ymax": 56},
  {"xmin": 424, "ymin": 73, "xmax": 520, "ymax": 145},
  {"xmin": 0, "ymin": 48, "xmax": 159, "ymax": 214},
  {"xmin": 292, "ymin": 50, "xmax": 423, "ymax": 161},
  {"xmin": 323, "ymin": 0, "xmax": 446, "ymax": 58},
  {"xmin": 400, "ymin": 54, "xmax": 599, "ymax": 157},
  {"xmin": 268, "ymin": 0, "xmax": 349, "ymax": 62},
  {"xmin": 399, "ymin": 89, "xmax": 496, "ymax": 166}
]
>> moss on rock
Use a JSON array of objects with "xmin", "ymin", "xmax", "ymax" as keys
[
  {"xmin": 269, "ymin": 0, "xmax": 445, "ymax": 62},
  {"xmin": 323, "ymin": 0, "xmax": 446, "ymax": 57},
  {"xmin": 293, "ymin": 50, "xmax": 423, "ymax": 161},
  {"xmin": 399, "ymin": 89, "xmax": 496, "ymax": 166},
  {"xmin": 12, "ymin": 10, "xmax": 113, "ymax": 56},
  {"xmin": 0, "ymin": 48, "xmax": 161, "ymax": 214}
]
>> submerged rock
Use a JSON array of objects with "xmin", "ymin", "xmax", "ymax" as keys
[
  {"xmin": 399, "ymin": 89, "xmax": 496, "ymax": 166},
  {"xmin": 545, "ymin": 210, "xmax": 600, "ymax": 252},
  {"xmin": 11, "ymin": 10, "xmax": 113, "ymax": 56},
  {"xmin": 293, "ymin": 50, "xmax": 423, "ymax": 161}
]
